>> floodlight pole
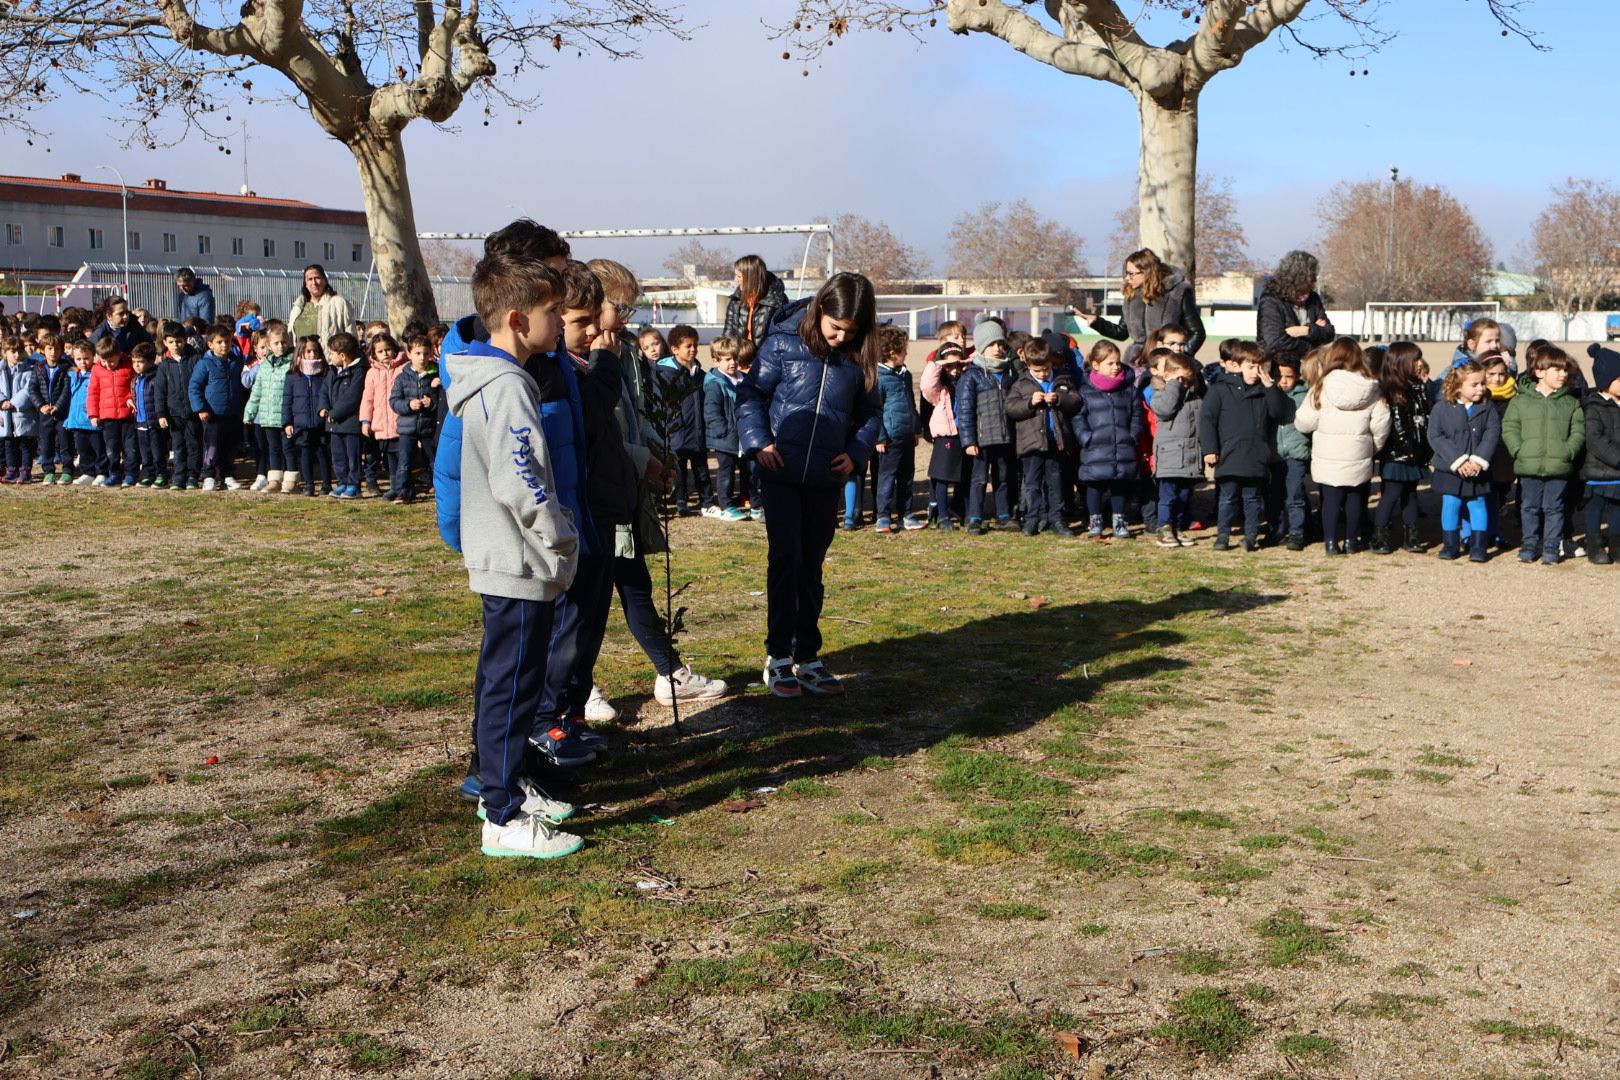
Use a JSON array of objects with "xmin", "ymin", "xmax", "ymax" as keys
[{"xmin": 96, "ymin": 164, "xmax": 130, "ymax": 298}]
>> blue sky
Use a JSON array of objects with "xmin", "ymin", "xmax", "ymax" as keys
[{"xmin": 10, "ymin": 1, "xmax": 1613, "ymax": 277}]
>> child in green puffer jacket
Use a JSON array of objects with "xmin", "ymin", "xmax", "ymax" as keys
[{"xmin": 1502, "ymin": 348, "xmax": 1585, "ymax": 565}]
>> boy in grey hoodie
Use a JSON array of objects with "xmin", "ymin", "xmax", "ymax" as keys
[{"xmin": 445, "ymin": 251, "xmax": 583, "ymax": 860}]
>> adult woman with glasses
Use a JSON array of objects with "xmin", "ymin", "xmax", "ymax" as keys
[{"xmin": 1071, "ymin": 248, "xmax": 1205, "ymax": 367}]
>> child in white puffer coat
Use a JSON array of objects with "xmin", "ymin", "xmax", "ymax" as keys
[{"xmin": 1293, "ymin": 337, "xmax": 1390, "ymax": 555}]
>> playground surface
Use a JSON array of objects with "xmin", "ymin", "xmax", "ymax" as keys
[{"xmin": 2, "ymin": 473, "xmax": 1618, "ymax": 1078}]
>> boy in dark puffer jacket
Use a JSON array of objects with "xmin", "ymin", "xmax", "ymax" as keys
[
  {"xmin": 1200, "ymin": 341, "xmax": 1293, "ymax": 551},
  {"xmin": 873, "ymin": 325, "xmax": 923, "ymax": 533},
  {"xmin": 1006, "ymin": 337, "xmax": 1080, "ymax": 536},
  {"xmin": 1581, "ymin": 349, "xmax": 1620, "ymax": 564}
]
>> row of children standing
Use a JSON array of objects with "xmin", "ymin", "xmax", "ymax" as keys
[{"xmin": 0, "ymin": 313, "xmax": 446, "ymax": 503}]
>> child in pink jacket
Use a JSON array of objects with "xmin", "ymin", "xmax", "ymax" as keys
[
  {"xmin": 359, "ymin": 333, "xmax": 406, "ymax": 497},
  {"xmin": 921, "ymin": 342, "xmax": 968, "ymax": 528}
]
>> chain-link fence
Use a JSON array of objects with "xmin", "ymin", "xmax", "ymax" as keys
[{"xmin": 65, "ymin": 263, "xmax": 473, "ymax": 326}]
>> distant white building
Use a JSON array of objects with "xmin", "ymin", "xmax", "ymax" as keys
[{"xmin": 0, "ymin": 171, "xmax": 370, "ymax": 284}]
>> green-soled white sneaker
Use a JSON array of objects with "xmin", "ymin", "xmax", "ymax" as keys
[
  {"xmin": 480, "ymin": 812, "xmax": 583, "ymax": 860},
  {"xmin": 476, "ymin": 776, "xmax": 575, "ymax": 824}
]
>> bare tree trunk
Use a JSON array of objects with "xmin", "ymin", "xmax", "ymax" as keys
[
  {"xmin": 350, "ymin": 129, "xmax": 438, "ymax": 330},
  {"xmin": 1135, "ymin": 93, "xmax": 1199, "ymax": 281}
]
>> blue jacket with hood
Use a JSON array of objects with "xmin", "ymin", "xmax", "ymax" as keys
[
  {"xmin": 433, "ymin": 314, "xmax": 593, "ymax": 555},
  {"xmin": 736, "ymin": 298, "xmax": 881, "ymax": 489}
]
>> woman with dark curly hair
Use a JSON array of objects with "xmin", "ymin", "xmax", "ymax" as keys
[
  {"xmin": 1073, "ymin": 248, "xmax": 1205, "ymax": 366},
  {"xmin": 1257, "ymin": 250, "xmax": 1334, "ymax": 367}
]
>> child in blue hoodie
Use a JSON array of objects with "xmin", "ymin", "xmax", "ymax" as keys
[
  {"xmin": 873, "ymin": 324, "xmax": 924, "ymax": 532},
  {"xmin": 445, "ymin": 251, "xmax": 582, "ymax": 861}
]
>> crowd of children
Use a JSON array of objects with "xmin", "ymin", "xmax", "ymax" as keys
[
  {"xmin": 0, "ymin": 302, "xmax": 446, "ymax": 501},
  {"xmin": 858, "ymin": 314, "xmax": 1618, "ymax": 564}
]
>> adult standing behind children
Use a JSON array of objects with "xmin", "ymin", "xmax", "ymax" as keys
[
  {"xmin": 1257, "ymin": 251, "xmax": 1334, "ymax": 369},
  {"xmin": 723, "ymin": 255, "xmax": 790, "ymax": 347},
  {"xmin": 287, "ymin": 265, "xmax": 354, "ymax": 345},
  {"xmin": 174, "ymin": 269, "xmax": 216, "ymax": 324},
  {"xmin": 1072, "ymin": 248, "xmax": 1206, "ymax": 366},
  {"xmin": 89, "ymin": 297, "xmax": 152, "ymax": 354},
  {"xmin": 738, "ymin": 272, "xmax": 882, "ymax": 698}
]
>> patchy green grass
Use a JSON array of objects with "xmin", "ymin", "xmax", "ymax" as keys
[
  {"xmin": 1276, "ymin": 1034, "xmax": 1343, "ymax": 1063},
  {"xmin": 1152, "ymin": 987, "xmax": 1255, "ymax": 1060},
  {"xmin": 1472, "ymin": 1019, "xmax": 1595, "ymax": 1047},
  {"xmin": 1254, "ymin": 908, "xmax": 1347, "ymax": 967},
  {"xmin": 968, "ymin": 902, "xmax": 1050, "ymax": 921}
]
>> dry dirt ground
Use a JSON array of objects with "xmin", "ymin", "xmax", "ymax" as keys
[{"xmin": 4, "ymin": 469, "xmax": 1620, "ymax": 1078}]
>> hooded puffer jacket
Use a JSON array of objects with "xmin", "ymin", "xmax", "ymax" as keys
[
  {"xmin": 1149, "ymin": 375, "xmax": 1205, "ymax": 480},
  {"xmin": 242, "ymin": 352, "xmax": 293, "ymax": 427},
  {"xmin": 955, "ymin": 361, "xmax": 1014, "ymax": 449},
  {"xmin": 737, "ymin": 298, "xmax": 881, "ymax": 489},
  {"xmin": 360, "ymin": 358, "xmax": 405, "ymax": 440},
  {"xmin": 1502, "ymin": 384, "xmax": 1585, "ymax": 478},
  {"xmin": 1089, "ymin": 268, "xmax": 1206, "ymax": 364},
  {"xmin": 723, "ymin": 273, "xmax": 790, "ymax": 345},
  {"xmin": 702, "ymin": 367, "xmax": 740, "ymax": 454},
  {"xmin": 1292, "ymin": 369, "xmax": 1391, "ymax": 487},
  {"xmin": 0, "ymin": 362, "xmax": 39, "ymax": 438},
  {"xmin": 282, "ymin": 365, "xmax": 328, "ymax": 432},
  {"xmin": 1073, "ymin": 372, "xmax": 1143, "ymax": 483},
  {"xmin": 875, "ymin": 362, "xmax": 916, "ymax": 443},
  {"xmin": 188, "ymin": 351, "xmax": 244, "ymax": 416},
  {"xmin": 89, "ymin": 357, "xmax": 135, "ymax": 422}
]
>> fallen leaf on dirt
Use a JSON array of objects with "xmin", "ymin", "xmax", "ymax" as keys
[
  {"xmin": 1029, "ymin": 596, "xmax": 1047, "ymax": 610},
  {"xmin": 4, "ymin": 731, "xmax": 33, "ymax": 742},
  {"xmin": 1054, "ymin": 1031, "xmax": 1087, "ymax": 1059},
  {"xmin": 1452, "ymin": 657, "xmax": 1472, "ymax": 667},
  {"xmin": 722, "ymin": 799, "xmax": 767, "ymax": 813},
  {"xmin": 371, "ymin": 587, "xmax": 389, "ymax": 597},
  {"xmin": 204, "ymin": 755, "xmax": 219, "ymax": 765}
]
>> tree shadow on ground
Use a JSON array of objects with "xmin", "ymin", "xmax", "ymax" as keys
[{"xmin": 563, "ymin": 585, "xmax": 1286, "ymax": 824}]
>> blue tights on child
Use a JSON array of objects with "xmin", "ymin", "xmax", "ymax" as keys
[{"xmin": 1441, "ymin": 494, "xmax": 1488, "ymax": 534}]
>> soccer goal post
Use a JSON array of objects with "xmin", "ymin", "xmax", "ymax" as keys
[
  {"xmin": 1359, "ymin": 301, "xmax": 1501, "ymax": 343},
  {"xmin": 417, "ymin": 224, "xmax": 836, "ymax": 293}
]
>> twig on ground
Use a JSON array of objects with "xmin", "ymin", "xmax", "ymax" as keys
[
  {"xmin": 854, "ymin": 800, "xmax": 881, "ymax": 820},
  {"xmin": 1320, "ymin": 855, "xmax": 1380, "ymax": 863},
  {"xmin": 824, "ymin": 615, "xmax": 872, "ymax": 625},
  {"xmin": 171, "ymin": 1032, "xmax": 203, "ymax": 1079}
]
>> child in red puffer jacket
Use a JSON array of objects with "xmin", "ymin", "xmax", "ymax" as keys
[{"xmin": 87, "ymin": 336, "xmax": 135, "ymax": 486}]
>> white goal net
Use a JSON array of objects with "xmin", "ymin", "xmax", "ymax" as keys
[{"xmin": 1360, "ymin": 301, "xmax": 1501, "ymax": 343}]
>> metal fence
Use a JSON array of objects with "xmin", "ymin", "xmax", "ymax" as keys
[{"xmin": 67, "ymin": 263, "xmax": 474, "ymax": 326}]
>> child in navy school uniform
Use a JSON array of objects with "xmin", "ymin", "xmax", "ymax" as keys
[
  {"xmin": 657, "ymin": 324, "xmax": 709, "ymax": 515},
  {"xmin": 1200, "ymin": 340, "xmax": 1293, "ymax": 551},
  {"xmin": 873, "ymin": 324, "xmax": 924, "ymax": 533},
  {"xmin": 324, "ymin": 333, "xmax": 368, "ymax": 498},
  {"xmin": 129, "ymin": 342, "xmax": 165, "ymax": 486},
  {"xmin": 389, "ymin": 334, "xmax": 442, "ymax": 505},
  {"xmin": 34, "ymin": 333, "xmax": 73, "ymax": 483},
  {"xmin": 282, "ymin": 340, "xmax": 329, "ymax": 497},
  {"xmin": 702, "ymin": 335, "xmax": 748, "ymax": 520},
  {"xmin": 1427, "ymin": 359, "xmax": 1499, "ymax": 562},
  {"xmin": 1006, "ymin": 336, "xmax": 1080, "ymax": 536}
]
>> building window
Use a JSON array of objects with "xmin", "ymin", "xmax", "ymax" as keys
[
  {"xmin": 5, "ymin": 224, "xmax": 20, "ymax": 246},
  {"xmin": 323, "ymin": 242, "xmax": 336, "ymax": 261},
  {"xmin": 293, "ymin": 240, "xmax": 306, "ymax": 259},
  {"xmin": 263, "ymin": 238, "xmax": 276, "ymax": 258},
  {"xmin": 163, "ymin": 232, "xmax": 177, "ymax": 253},
  {"xmin": 48, "ymin": 226, "xmax": 64, "ymax": 248},
  {"xmin": 197, "ymin": 235, "xmax": 211, "ymax": 256},
  {"xmin": 88, "ymin": 228, "xmax": 104, "ymax": 250},
  {"xmin": 129, "ymin": 231, "xmax": 141, "ymax": 252},
  {"xmin": 231, "ymin": 237, "xmax": 244, "ymax": 257},
  {"xmin": 352, "ymin": 243, "xmax": 364, "ymax": 263}
]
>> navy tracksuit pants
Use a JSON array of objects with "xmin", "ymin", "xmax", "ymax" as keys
[{"xmin": 475, "ymin": 594, "xmax": 556, "ymax": 826}]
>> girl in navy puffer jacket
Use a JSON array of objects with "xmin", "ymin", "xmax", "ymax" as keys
[
  {"xmin": 1073, "ymin": 341, "xmax": 1142, "ymax": 538},
  {"xmin": 738, "ymin": 274, "xmax": 882, "ymax": 698}
]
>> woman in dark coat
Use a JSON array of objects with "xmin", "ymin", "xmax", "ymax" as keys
[
  {"xmin": 723, "ymin": 254, "xmax": 790, "ymax": 348},
  {"xmin": 1074, "ymin": 248, "xmax": 1205, "ymax": 366},
  {"xmin": 1257, "ymin": 250, "xmax": 1335, "ymax": 367},
  {"xmin": 737, "ymin": 273, "xmax": 882, "ymax": 699}
]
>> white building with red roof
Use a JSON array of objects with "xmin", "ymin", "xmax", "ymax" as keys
[{"xmin": 0, "ymin": 172, "xmax": 370, "ymax": 282}]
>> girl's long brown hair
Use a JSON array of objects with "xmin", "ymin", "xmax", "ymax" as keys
[
  {"xmin": 799, "ymin": 272, "xmax": 879, "ymax": 390},
  {"xmin": 1309, "ymin": 336, "xmax": 1371, "ymax": 408},
  {"xmin": 1379, "ymin": 341, "xmax": 1424, "ymax": 409},
  {"xmin": 733, "ymin": 254, "xmax": 768, "ymax": 303}
]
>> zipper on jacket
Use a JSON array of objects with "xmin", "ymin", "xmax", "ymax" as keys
[{"xmin": 802, "ymin": 357, "xmax": 830, "ymax": 485}]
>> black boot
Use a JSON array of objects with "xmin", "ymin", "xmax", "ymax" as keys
[
  {"xmin": 1468, "ymin": 533, "xmax": 1490, "ymax": 563},
  {"xmin": 1401, "ymin": 527, "xmax": 1426, "ymax": 554},
  {"xmin": 366, "ymin": 476, "xmax": 384, "ymax": 497},
  {"xmin": 1324, "ymin": 540, "xmax": 1343, "ymax": 556},
  {"xmin": 1591, "ymin": 538, "xmax": 1614, "ymax": 565},
  {"xmin": 1370, "ymin": 526, "xmax": 1394, "ymax": 555},
  {"xmin": 1437, "ymin": 530, "xmax": 1462, "ymax": 561}
]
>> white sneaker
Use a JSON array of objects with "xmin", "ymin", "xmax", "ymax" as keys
[
  {"xmin": 73, "ymin": 474, "xmax": 93, "ymax": 486},
  {"xmin": 584, "ymin": 685, "xmax": 619, "ymax": 724},
  {"xmin": 654, "ymin": 664, "xmax": 729, "ymax": 705},
  {"xmin": 476, "ymin": 776, "xmax": 575, "ymax": 824},
  {"xmin": 200, "ymin": 477, "xmax": 217, "ymax": 491},
  {"xmin": 701, "ymin": 505, "xmax": 724, "ymax": 519},
  {"xmin": 223, "ymin": 476, "xmax": 242, "ymax": 490},
  {"xmin": 91, "ymin": 475, "xmax": 110, "ymax": 487},
  {"xmin": 795, "ymin": 659, "xmax": 845, "ymax": 695},
  {"xmin": 249, "ymin": 475, "xmax": 269, "ymax": 492},
  {"xmin": 480, "ymin": 811, "xmax": 583, "ymax": 859}
]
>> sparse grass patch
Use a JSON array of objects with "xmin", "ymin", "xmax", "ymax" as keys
[
  {"xmin": 1174, "ymin": 949, "xmax": 1230, "ymax": 975},
  {"xmin": 1152, "ymin": 987, "xmax": 1254, "ymax": 1060},
  {"xmin": 1408, "ymin": 769, "xmax": 1454, "ymax": 785},
  {"xmin": 1344, "ymin": 992, "xmax": 1442, "ymax": 1020},
  {"xmin": 1472, "ymin": 1019, "xmax": 1594, "ymax": 1047},
  {"xmin": 1352, "ymin": 767, "xmax": 1393, "ymax": 781},
  {"xmin": 1276, "ymin": 1034, "xmax": 1342, "ymax": 1063},
  {"xmin": 1239, "ymin": 833, "xmax": 1288, "ymax": 850},
  {"xmin": 1254, "ymin": 908, "xmax": 1346, "ymax": 967},
  {"xmin": 968, "ymin": 902, "xmax": 1050, "ymax": 921},
  {"xmin": 1415, "ymin": 747, "xmax": 1473, "ymax": 768}
]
